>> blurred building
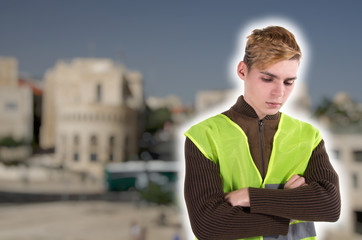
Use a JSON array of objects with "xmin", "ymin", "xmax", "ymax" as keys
[
  {"xmin": 317, "ymin": 93, "xmax": 362, "ymax": 240},
  {"xmin": 40, "ymin": 58, "xmax": 143, "ymax": 178},
  {"xmin": 19, "ymin": 77, "xmax": 43, "ymax": 153},
  {"xmin": 0, "ymin": 57, "xmax": 33, "ymax": 162},
  {"xmin": 327, "ymin": 131, "xmax": 362, "ymax": 240},
  {"xmin": 195, "ymin": 89, "xmax": 234, "ymax": 113},
  {"xmin": 146, "ymin": 95, "xmax": 193, "ymax": 124},
  {"xmin": 194, "ymin": 81, "xmax": 311, "ymax": 114},
  {"xmin": 146, "ymin": 95, "xmax": 182, "ymax": 111}
]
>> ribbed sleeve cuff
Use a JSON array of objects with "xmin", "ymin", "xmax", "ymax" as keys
[
  {"xmin": 249, "ymin": 187, "xmax": 286, "ymax": 216},
  {"xmin": 266, "ymin": 215, "xmax": 290, "ymax": 236},
  {"xmin": 248, "ymin": 187, "xmax": 290, "ymax": 235}
]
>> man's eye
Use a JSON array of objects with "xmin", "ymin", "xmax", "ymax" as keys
[
  {"xmin": 262, "ymin": 78, "xmax": 272, "ymax": 82},
  {"xmin": 284, "ymin": 80, "xmax": 294, "ymax": 86}
]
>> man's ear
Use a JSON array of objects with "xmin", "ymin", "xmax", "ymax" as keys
[{"xmin": 237, "ymin": 61, "xmax": 248, "ymax": 80}]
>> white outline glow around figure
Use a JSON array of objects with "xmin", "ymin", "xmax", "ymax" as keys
[{"xmin": 176, "ymin": 16, "xmax": 345, "ymax": 240}]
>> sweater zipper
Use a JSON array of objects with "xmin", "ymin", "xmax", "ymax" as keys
[{"xmin": 259, "ymin": 120, "xmax": 265, "ymax": 180}]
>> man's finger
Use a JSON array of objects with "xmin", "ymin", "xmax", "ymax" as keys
[
  {"xmin": 289, "ymin": 176, "xmax": 305, "ymax": 189},
  {"xmin": 284, "ymin": 174, "xmax": 300, "ymax": 189},
  {"xmin": 285, "ymin": 175, "xmax": 305, "ymax": 189}
]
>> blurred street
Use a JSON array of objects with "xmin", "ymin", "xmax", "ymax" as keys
[
  {"xmin": 0, "ymin": 166, "xmax": 185, "ymax": 240},
  {"xmin": 0, "ymin": 201, "xmax": 184, "ymax": 240}
]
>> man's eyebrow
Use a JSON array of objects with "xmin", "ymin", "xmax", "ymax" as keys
[{"xmin": 260, "ymin": 71, "xmax": 297, "ymax": 81}]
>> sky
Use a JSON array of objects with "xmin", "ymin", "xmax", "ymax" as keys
[{"xmin": 1, "ymin": 0, "xmax": 362, "ymax": 108}]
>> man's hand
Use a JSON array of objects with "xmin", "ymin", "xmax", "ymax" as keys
[
  {"xmin": 225, "ymin": 188, "xmax": 250, "ymax": 207},
  {"xmin": 284, "ymin": 175, "xmax": 308, "ymax": 223},
  {"xmin": 224, "ymin": 175, "xmax": 307, "ymax": 207},
  {"xmin": 284, "ymin": 174, "xmax": 308, "ymax": 189}
]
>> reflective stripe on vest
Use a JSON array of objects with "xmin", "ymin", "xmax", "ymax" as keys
[
  {"xmin": 264, "ymin": 221, "xmax": 316, "ymax": 240},
  {"xmin": 185, "ymin": 113, "xmax": 322, "ymax": 240}
]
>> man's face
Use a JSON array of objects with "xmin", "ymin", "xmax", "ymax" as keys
[{"xmin": 238, "ymin": 59, "xmax": 299, "ymax": 119}]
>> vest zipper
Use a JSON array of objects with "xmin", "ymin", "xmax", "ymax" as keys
[{"xmin": 259, "ymin": 120, "xmax": 265, "ymax": 179}]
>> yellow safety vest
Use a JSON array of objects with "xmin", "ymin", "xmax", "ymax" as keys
[{"xmin": 185, "ymin": 113, "xmax": 322, "ymax": 240}]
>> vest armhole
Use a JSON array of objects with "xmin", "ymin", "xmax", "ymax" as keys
[
  {"xmin": 184, "ymin": 133, "xmax": 213, "ymax": 161},
  {"xmin": 313, "ymin": 131, "xmax": 323, "ymax": 150}
]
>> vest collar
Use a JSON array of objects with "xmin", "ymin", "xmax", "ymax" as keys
[{"xmin": 230, "ymin": 95, "xmax": 280, "ymax": 120}]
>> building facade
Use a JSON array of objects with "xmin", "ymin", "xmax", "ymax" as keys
[
  {"xmin": 40, "ymin": 58, "xmax": 143, "ymax": 178},
  {"xmin": 322, "ymin": 130, "xmax": 362, "ymax": 240},
  {"xmin": 0, "ymin": 57, "xmax": 33, "ymax": 162},
  {"xmin": 311, "ymin": 93, "xmax": 362, "ymax": 240}
]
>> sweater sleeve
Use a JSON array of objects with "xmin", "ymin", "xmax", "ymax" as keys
[
  {"xmin": 184, "ymin": 137, "xmax": 290, "ymax": 240},
  {"xmin": 249, "ymin": 140, "xmax": 341, "ymax": 222}
]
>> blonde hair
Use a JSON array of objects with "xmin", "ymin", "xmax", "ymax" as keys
[{"xmin": 243, "ymin": 26, "xmax": 301, "ymax": 70}]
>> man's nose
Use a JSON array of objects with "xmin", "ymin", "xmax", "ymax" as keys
[{"xmin": 272, "ymin": 82, "xmax": 284, "ymax": 97}]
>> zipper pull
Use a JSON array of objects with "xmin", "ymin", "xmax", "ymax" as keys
[{"xmin": 259, "ymin": 120, "xmax": 263, "ymax": 129}]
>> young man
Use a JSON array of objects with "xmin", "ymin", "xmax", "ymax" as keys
[{"xmin": 184, "ymin": 26, "xmax": 340, "ymax": 240}]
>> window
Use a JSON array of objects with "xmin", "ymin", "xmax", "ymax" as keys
[
  {"xmin": 332, "ymin": 149, "xmax": 340, "ymax": 160},
  {"xmin": 90, "ymin": 153, "xmax": 97, "ymax": 162},
  {"xmin": 352, "ymin": 173, "xmax": 359, "ymax": 189},
  {"xmin": 353, "ymin": 173, "xmax": 359, "ymax": 189},
  {"xmin": 90, "ymin": 135, "xmax": 98, "ymax": 162},
  {"xmin": 90, "ymin": 135, "xmax": 98, "ymax": 146},
  {"xmin": 109, "ymin": 136, "xmax": 115, "ymax": 161},
  {"xmin": 73, "ymin": 153, "xmax": 79, "ymax": 162},
  {"xmin": 74, "ymin": 135, "xmax": 79, "ymax": 145},
  {"xmin": 96, "ymin": 83, "xmax": 102, "ymax": 103},
  {"xmin": 354, "ymin": 150, "xmax": 362, "ymax": 162},
  {"xmin": 109, "ymin": 136, "xmax": 115, "ymax": 147},
  {"xmin": 73, "ymin": 135, "xmax": 80, "ymax": 162},
  {"xmin": 355, "ymin": 211, "xmax": 362, "ymax": 235},
  {"xmin": 5, "ymin": 102, "xmax": 18, "ymax": 110},
  {"xmin": 124, "ymin": 135, "xmax": 131, "ymax": 161}
]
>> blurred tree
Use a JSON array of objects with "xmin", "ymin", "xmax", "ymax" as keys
[
  {"xmin": 138, "ymin": 106, "xmax": 173, "ymax": 160},
  {"xmin": 313, "ymin": 93, "xmax": 362, "ymax": 129},
  {"xmin": 139, "ymin": 181, "xmax": 174, "ymax": 205},
  {"xmin": 0, "ymin": 136, "xmax": 27, "ymax": 147},
  {"xmin": 144, "ymin": 106, "xmax": 172, "ymax": 135}
]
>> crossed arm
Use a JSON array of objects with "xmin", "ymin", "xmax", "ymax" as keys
[
  {"xmin": 184, "ymin": 138, "xmax": 340, "ymax": 240},
  {"xmin": 225, "ymin": 174, "xmax": 308, "ymax": 207}
]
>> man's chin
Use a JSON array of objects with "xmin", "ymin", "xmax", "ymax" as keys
[{"xmin": 265, "ymin": 109, "xmax": 280, "ymax": 116}]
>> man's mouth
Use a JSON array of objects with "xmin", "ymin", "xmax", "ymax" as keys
[{"xmin": 266, "ymin": 102, "xmax": 282, "ymax": 108}]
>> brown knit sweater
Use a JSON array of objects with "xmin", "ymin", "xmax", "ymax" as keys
[{"xmin": 184, "ymin": 95, "xmax": 340, "ymax": 240}]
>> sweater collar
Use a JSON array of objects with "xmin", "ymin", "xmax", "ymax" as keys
[{"xmin": 230, "ymin": 95, "xmax": 280, "ymax": 120}]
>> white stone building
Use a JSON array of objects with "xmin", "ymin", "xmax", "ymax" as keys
[
  {"xmin": 322, "ymin": 129, "xmax": 362, "ymax": 240},
  {"xmin": 0, "ymin": 57, "xmax": 33, "ymax": 162},
  {"xmin": 195, "ymin": 89, "xmax": 235, "ymax": 113},
  {"xmin": 146, "ymin": 95, "xmax": 183, "ymax": 111},
  {"xmin": 299, "ymin": 92, "xmax": 362, "ymax": 240},
  {"xmin": 40, "ymin": 58, "xmax": 143, "ymax": 178}
]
